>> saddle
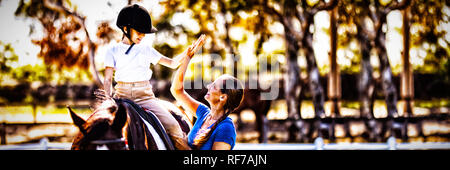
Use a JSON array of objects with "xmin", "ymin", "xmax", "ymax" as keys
[{"xmin": 118, "ymin": 99, "xmax": 175, "ymax": 150}]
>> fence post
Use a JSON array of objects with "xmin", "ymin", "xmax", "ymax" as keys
[
  {"xmin": 387, "ymin": 136, "xmax": 397, "ymax": 150},
  {"xmin": 314, "ymin": 137, "xmax": 324, "ymax": 150},
  {"xmin": 32, "ymin": 103, "xmax": 37, "ymax": 124},
  {"xmin": 0, "ymin": 123, "xmax": 6, "ymax": 145},
  {"xmin": 40, "ymin": 138, "xmax": 49, "ymax": 150}
]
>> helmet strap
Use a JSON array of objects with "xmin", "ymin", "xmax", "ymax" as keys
[
  {"xmin": 122, "ymin": 26, "xmax": 135, "ymax": 55},
  {"xmin": 125, "ymin": 43, "xmax": 135, "ymax": 55}
]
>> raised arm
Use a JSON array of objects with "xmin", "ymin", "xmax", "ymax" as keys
[
  {"xmin": 170, "ymin": 35, "xmax": 206, "ymax": 117},
  {"xmin": 104, "ymin": 67, "xmax": 114, "ymax": 96},
  {"xmin": 159, "ymin": 50, "xmax": 188, "ymax": 69}
]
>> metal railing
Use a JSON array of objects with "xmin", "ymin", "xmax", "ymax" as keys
[
  {"xmin": 1, "ymin": 137, "xmax": 450, "ymax": 150},
  {"xmin": 0, "ymin": 138, "xmax": 71, "ymax": 150},
  {"xmin": 234, "ymin": 137, "xmax": 450, "ymax": 150}
]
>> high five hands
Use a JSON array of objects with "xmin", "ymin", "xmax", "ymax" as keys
[{"xmin": 186, "ymin": 34, "xmax": 206, "ymax": 58}]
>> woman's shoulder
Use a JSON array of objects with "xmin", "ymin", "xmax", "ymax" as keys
[
  {"xmin": 216, "ymin": 117, "xmax": 235, "ymax": 131},
  {"xmin": 196, "ymin": 103, "xmax": 210, "ymax": 118},
  {"xmin": 197, "ymin": 103, "xmax": 210, "ymax": 111}
]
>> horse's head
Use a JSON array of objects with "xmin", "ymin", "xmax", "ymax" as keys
[{"xmin": 68, "ymin": 91, "xmax": 128, "ymax": 150}]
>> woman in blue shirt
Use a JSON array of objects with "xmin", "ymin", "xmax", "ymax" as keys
[{"xmin": 170, "ymin": 37, "xmax": 244, "ymax": 150}]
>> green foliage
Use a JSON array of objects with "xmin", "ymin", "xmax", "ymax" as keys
[
  {"xmin": 12, "ymin": 64, "xmax": 50, "ymax": 83},
  {"xmin": 0, "ymin": 41, "xmax": 18, "ymax": 76},
  {"xmin": 409, "ymin": 0, "xmax": 449, "ymax": 75}
]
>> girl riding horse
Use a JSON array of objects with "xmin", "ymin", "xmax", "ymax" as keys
[
  {"xmin": 68, "ymin": 89, "xmax": 192, "ymax": 150},
  {"xmin": 103, "ymin": 4, "xmax": 203, "ymax": 150}
]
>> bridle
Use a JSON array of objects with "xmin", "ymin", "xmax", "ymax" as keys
[
  {"xmin": 86, "ymin": 98, "xmax": 128, "ymax": 150},
  {"xmin": 90, "ymin": 138, "xmax": 128, "ymax": 150}
]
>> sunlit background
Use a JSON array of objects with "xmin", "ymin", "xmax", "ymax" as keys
[
  {"xmin": 0, "ymin": 0, "xmax": 449, "ymax": 147},
  {"xmin": 2, "ymin": 0, "xmax": 448, "ymax": 85}
]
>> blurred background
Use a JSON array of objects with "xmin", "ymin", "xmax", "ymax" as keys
[{"xmin": 0, "ymin": 0, "xmax": 448, "ymax": 149}]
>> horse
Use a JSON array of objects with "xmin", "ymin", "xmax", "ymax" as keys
[{"xmin": 68, "ymin": 90, "xmax": 192, "ymax": 150}]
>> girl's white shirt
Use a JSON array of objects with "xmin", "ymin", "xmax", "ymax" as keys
[{"xmin": 104, "ymin": 42, "xmax": 163, "ymax": 82}]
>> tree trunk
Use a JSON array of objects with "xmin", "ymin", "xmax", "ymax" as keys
[
  {"xmin": 303, "ymin": 16, "xmax": 325, "ymax": 118},
  {"xmin": 357, "ymin": 23, "xmax": 375, "ymax": 119},
  {"xmin": 284, "ymin": 31, "xmax": 303, "ymax": 142},
  {"xmin": 375, "ymin": 19, "xmax": 399, "ymax": 118},
  {"xmin": 284, "ymin": 32, "xmax": 302, "ymax": 120}
]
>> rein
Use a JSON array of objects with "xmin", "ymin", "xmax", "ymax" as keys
[{"xmin": 90, "ymin": 138, "xmax": 126, "ymax": 145}]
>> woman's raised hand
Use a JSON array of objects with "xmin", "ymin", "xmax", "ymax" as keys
[
  {"xmin": 187, "ymin": 34, "xmax": 206, "ymax": 58},
  {"xmin": 171, "ymin": 34, "xmax": 206, "ymax": 116}
]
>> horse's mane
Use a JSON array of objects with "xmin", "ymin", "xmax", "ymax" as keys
[{"xmin": 91, "ymin": 89, "xmax": 118, "ymax": 114}]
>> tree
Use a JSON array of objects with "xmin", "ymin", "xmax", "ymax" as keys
[
  {"xmin": 14, "ymin": 0, "xmax": 116, "ymax": 87},
  {"xmin": 337, "ymin": 0, "xmax": 412, "ymax": 141},
  {"xmin": 265, "ymin": 0, "xmax": 337, "ymax": 141},
  {"xmin": 0, "ymin": 42, "xmax": 18, "ymax": 83},
  {"xmin": 338, "ymin": 0, "xmax": 410, "ymax": 118},
  {"xmin": 408, "ymin": 0, "xmax": 449, "ymax": 94}
]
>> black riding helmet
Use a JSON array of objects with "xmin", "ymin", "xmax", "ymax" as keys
[{"xmin": 116, "ymin": 4, "xmax": 157, "ymax": 54}]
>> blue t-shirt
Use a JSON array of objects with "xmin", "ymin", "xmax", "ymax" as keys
[{"xmin": 187, "ymin": 104, "xmax": 236, "ymax": 150}]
